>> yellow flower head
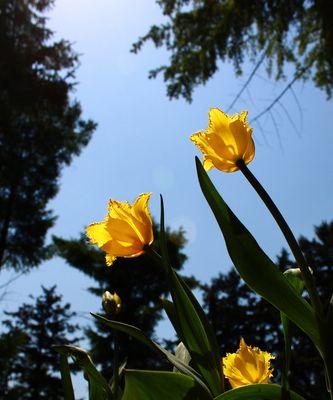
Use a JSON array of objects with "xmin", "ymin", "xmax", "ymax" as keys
[
  {"xmin": 223, "ymin": 338, "xmax": 274, "ymax": 388},
  {"xmin": 102, "ymin": 291, "xmax": 121, "ymax": 315},
  {"xmin": 190, "ymin": 108, "xmax": 255, "ymax": 172},
  {"xmin": 86, "ymin": 193, "xmax": 153, "ymax": 266}
]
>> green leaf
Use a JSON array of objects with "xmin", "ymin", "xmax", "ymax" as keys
[
  {"xmin": 280, "ymin": 269, "xmax": 305, "ymax": 394},
  {"xmin": 214, "ymin": 384, "xmax": 305, "ymax": 400},
  {"xmin": 59, "ymin": 354, "xmax": 75, "ymax": 400},
  {"xmin": 195, "ymin": 157, "xmax": 320, "ymax": 348},
  {"xmin": 53, "ymin": 345, "xmax": 113, "ymax": 400},
  {"xmin": 161, "ymin": 298, "xmax": 181, "ymax": 334},
  {"xmin": 159, "ymin": 195, "xmax": 224, "ymax": 396},
  {"xmin": 122, "ymin": 370, "xmax": 213, "ymax": 400},
  {"xmin": 91, "ymin": 313, "xmax": 211, "ymax": 395}
]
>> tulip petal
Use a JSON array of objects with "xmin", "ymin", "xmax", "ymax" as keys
[
  {"xmin": 105, "ymin": 254, "xmax": 117, "ymax": 266},
  {"xmin": 86, "ymin": 221, "xmax": 111, "ymax": 247},
  {"xmin": 203, "ymin": 157, "xmax": 214, "ymax": 171},
  {"xmin": 106, "ymin": 217, "xmax": 139, "ymax": 243},
  {"xmin": 108, "ymin": 199, "xmax": 148, "ymax": 243},
  {"xmin": 208, "ymin": 108, "xmax": 230, "ymax": 133},
  {"xmin": 133, "ymin": 193, "xmax": 152, "ymax": 224},
  {"xmin": 102, "ymin": 240, "xmax": 143, "ymax": 258}
]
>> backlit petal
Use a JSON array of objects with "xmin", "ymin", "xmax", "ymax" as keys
[
  {"xmin": 105, "ymin": 254, "xmax": 117, "ymax": 266},
  {"xmin": 106, "ymin": 217, "xmax": 139, "ymax": 243},
  {"xmin": 133, "ymin": 193, "xmax": 154, "ymax": 245},
  {"xmin": 208, "ymin": 108, "xmax": 230, "ymax": 133},
  {"xmin": 86, "ymin": 221, "xmax": 111, "ymax": 247},
  {"xmin": 108, "ymin": 199, "xmax": 147, "ymax": 243}
]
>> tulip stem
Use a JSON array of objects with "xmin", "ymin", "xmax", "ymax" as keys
[
  {"xmin": 236, "ymin": 160, "xmax": 322, "ymax": 316},
  {"xmin": 145, "ymin": 245, "xmax": 163, "ymax": 264},
  {"xmin": 113, "ymin": 331, "xmax": 120, "ymax": 399},
  {"xmin": 280, "ymin": 312, "xmax": 291, "ymax": 400}
]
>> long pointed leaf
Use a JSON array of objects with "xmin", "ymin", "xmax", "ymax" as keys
[
  {"xmin": 53, "ymin": 345, "xmax": 113, "ymax": 400},
  {"xmin": 280, "ymin": 269, "xmax": 305, "ymax": 396},
  {"xmin": 161, "ymin": 298, "xmax": 182, "ymax": 334},
  {"xmin": 195, "ymin": 157, "xmax": 320, "ymax": 348},
  {"xmin": 91, "ymin": 313, "xmax": 211, "ymax": 395},
  {"xmin": 214, "ymin": 384, "xmax": 305, "ymax": 400},
  {"xmin": 159, "ymin": 195, "xmax": 224, "ymax": 396},
  {"xmin": 59, "ymin": 354, "xmax": 75, "ymax": 400},
  {"xmin": 122, "ymin": 370, "xmax": 213, "ymax": 400}
]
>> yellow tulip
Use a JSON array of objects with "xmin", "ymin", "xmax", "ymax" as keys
[
  {"xmin": 190, "ymin": 108, "xmax": 255, "ymax": 172},
  {"xmin": 102, "ymin": 291, "xmax": 121, "ymax": 315},
  {"xmin": 223, "ymin": 338, "xmax": 274, "ymax": 388},
  {"xmin": 86, "ymin": 193, "xmax": 153, "ymax": 266}
]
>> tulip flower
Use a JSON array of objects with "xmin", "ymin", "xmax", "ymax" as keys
[
  {"xmin": 190, "ymin": 108, "xmax": 255, "ymax": 172},
  {"xmin": 86, "ymin": 193, "xmax": 153, "ymax": 266},
  {"xmin": 223, "ymin": 338, "xmax": 274, "ymax": 388}
]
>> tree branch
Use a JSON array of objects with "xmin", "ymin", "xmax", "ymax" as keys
[
  {"xmin": 226, "ymin": 48, "xmax": 267, "ymax": 113},
  {"xmin": 250, "ymin": 67, "xmax": 308, "ymax": 124}
]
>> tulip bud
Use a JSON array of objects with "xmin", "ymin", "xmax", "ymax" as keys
[
  {"xmin": 283, "ymin": 268, "xmax": 305, "ymax": 294},
  {"xmin": 102, "ymin": 291, "xmax": 121, "ymax": 316}
]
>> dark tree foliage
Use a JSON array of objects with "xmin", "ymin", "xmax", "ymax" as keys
[
  {"xmin": 203, "ymin": 221, "xmax": 333, "ymax": 399},
  {"xmin": 0, "ymin": 329, "xmax": 27, "ymax": 396},
  {"xmin": 0, "ymin": 286, "xmax": 80, "ymax": 399},
  {"xmin": 53, "ymin": 223, "xmax": 194, "ymax": 379},
  {"xmin": 0, "ymin": 0, "xmax": 96, "ymax": 270},
  {"xmin": 133, "ymin": 0, "xmax": 333, "ymax": 101}
]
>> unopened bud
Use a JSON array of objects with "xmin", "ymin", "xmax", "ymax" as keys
[
  {"xmin": 102, "ymin": 291, "xmax": 121, "ymax": 316},
  {"xmin": 283, "ymin": 268, "xmax": 305, "ymax": 294}
]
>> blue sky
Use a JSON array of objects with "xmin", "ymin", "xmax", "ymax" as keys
[{"xmin": 1, "ymin": 0, "xmax": 332, "ymax": 397}]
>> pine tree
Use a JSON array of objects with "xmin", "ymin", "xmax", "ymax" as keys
[
  {"xmin": 133, "ymin": 0, "xmax": 333, "ymax": 101},
  {"xmin": 1, "ymin": 286, "xmax": 81, "ymax": 399},
  {"xmin": 0, "ymin": 0, "xmax": 96, "ymax": 270}
]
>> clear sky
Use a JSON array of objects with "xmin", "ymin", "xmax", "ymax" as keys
[{"xmin": 1, "ymin": 0, "xmax": 332, "ymax": 397}]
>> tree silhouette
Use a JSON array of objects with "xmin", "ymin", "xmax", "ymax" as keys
[
  {"xmin": 133, "ymin": 0, "xmax": 333, "ymax": 102},
  {"xmin": 0, "ymin": 286, "xmax": 81, "ymax": 399},
  {"xmin": 0, "ymin": 0, "xmax": 96, "ymax": 271},
  {"xmin": 203, "ymin": 221, "xmax": 333, "ymax": 399},
  {"xmin": 0, "ymin": 328, "xmax": 27, "ymax": 396},
  {"xmin": 53, "ymin": 223, "xmax": 196, "ymax": 378}
]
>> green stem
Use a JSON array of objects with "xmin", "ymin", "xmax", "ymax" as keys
[
  {"xmin": 236, "ymin": 160, "xmax": 322, "ymax": 316},
  {"xmin": 145, "ymin": 245, "xmax": 162, "ymax": 263},
  {"xmin": 280, "ymin": 312, "xmax": 291, "ymax": 400},
  {"xmin": 281, "ymin": 321, "xmax": 290, "ymax": 389},
  {"xmin": 325, "ymin": 297, "xmax": 333, "ymax": 399},
  {"xmin": 322, "ymin": 326, "xmax": 333, "ymax": 400},
  {"xmin": 113, "ymin": 331, "xmax": 119, "ymax": 399}
]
